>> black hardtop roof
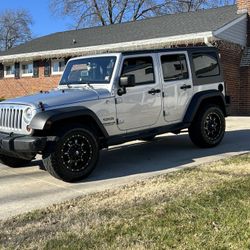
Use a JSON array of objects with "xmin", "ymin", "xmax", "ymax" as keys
[{"xmin": 121, "ymin": 46, "xmax": 218, "ymax": 56}]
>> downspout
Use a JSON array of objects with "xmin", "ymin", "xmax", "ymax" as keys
[{"xmin": 204, "ymin": 36, "xmax": 213, "ymax": 47}]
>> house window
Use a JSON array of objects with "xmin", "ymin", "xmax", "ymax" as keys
[
  {"xmin": 4, "ymin": 65, "xmax": 15, "ymax": 77},
  {"xmin": 52, "ymin": 60, "xmax": 65, "ymax": 75},
  {"xmin": 21, "ymin": 62, "xmax": 33, "ymax": 76}
]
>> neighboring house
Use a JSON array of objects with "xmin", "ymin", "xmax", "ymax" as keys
[{"xmin": 0, "ymin": 0, "xmax": 249, "ymax": 115}]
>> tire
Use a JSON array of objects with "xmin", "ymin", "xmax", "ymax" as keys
[
  {"xmin": 188, "ymin": 105, "xmax": 225, "ymax": 148},
  {"xmin": 0, "ymin": 155, "xmax": 31, "ymax": 168},
  {"xmin": 141, "ymin": 135, "xmax": 155, "ymax": 141},
  {"xmin": 42, "ymin": 126, "xmax": 99, "ymax": 182}
]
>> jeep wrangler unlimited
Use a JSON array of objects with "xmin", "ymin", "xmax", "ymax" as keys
[{"xmin": 0, "ymin": 47, "xmax": 230, "ymax": 182}]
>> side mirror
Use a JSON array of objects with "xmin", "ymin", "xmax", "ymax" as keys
[{"xmin": 119, "ymin": 75, "xmax": 136, "ymax": 87}]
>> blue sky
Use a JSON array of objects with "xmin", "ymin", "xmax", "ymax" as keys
[{"xmin": 0, "ymin": 0, "xmax": 72, "ymax": 37}]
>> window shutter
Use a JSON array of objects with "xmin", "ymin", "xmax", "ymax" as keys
[
  {"xmin": 15, "ymin": 62, "xmax": 20, "ymax": 79},
  {"xmin": 44, "ymin": 60, "xmax": 51, "ymax": 77},
  {"xmin": 33, "ymin": 61, "xmax": 39, "ymax": 78},
  {"xmin": 0, "ymin": 64, "xmax": 4, "ymax": 79}
]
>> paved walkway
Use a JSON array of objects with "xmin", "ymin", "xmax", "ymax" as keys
[{"xmin": 0, "ymin": 117, "xmax": 249, "ymax": 220}]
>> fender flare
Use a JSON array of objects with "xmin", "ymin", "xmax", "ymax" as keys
[
  {"xmin": 183, "ymin": 90, "xmax": 228, "ymax": 124},
  {"xmin": 30, "ymin": 106, "xmax": 109, "ymax": 138}
]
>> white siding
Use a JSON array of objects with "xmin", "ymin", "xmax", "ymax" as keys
[{"xmin": 214, "ymin": 15, "xmax": 247, "ymax": 47}]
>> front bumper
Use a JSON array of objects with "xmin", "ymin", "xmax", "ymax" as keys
[{"xmin": 0, "ymin": 132, "xmax": 47, "ymax": 160}]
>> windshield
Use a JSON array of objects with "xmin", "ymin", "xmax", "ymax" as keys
[{"xmin": 60, "ymin": 56, "xmax": 117, "ymax": 85}]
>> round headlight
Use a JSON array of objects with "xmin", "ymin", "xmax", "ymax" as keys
[{"xmin": 23, "ymin": 107, "xmax": 33, "ymax": 123}]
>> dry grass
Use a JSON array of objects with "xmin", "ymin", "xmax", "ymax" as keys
[{"xmin": 1, "ymin": 154, "xmax": 250, "ymax": 249}]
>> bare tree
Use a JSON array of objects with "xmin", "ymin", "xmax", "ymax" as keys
[
  {"xmin": 50, "ymin": 0, "xmax": 236, "ymax": 29},
  {"xmin": 0, "ymin": 9, "xmax": 33, "ymax": 51},
  {"xmin": 50, "ymin": 0, "xmax": 171, "ymax": 28},
  {"xmin": 169, "ymin": 0, "xmax": 236, "ymax": 12}
]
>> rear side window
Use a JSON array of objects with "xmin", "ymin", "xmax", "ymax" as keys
[
  {"xmin": 192, "ymin": 52, "xmax": 220, "ymax": 78},
  {"xmin": 121, "ymin": 56, "xmax": 155, "ymax": 85},
  {"xmin": 161, "ymin": 54, "xmax": 189, "ymax": 82}
]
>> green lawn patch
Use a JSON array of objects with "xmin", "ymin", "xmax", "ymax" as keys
[{"xmin": 1, "ymin": 154, "xmax": 250, "ymax": 249}]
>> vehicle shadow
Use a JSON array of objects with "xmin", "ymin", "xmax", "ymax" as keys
[
  {"xmin": 16, "ymin": 129, "xmax": 250, "ymax": 183},
  {"xmin": 86, "ymin": 129, "xmax": 250, "ymax": 182}
]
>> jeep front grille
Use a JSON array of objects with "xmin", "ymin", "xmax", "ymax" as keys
[{"xmin": 0, "ymin": 107, "xmax": 23, "ymax": 131}]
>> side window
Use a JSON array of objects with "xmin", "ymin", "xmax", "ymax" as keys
[
  {"xmin": 121, "ymin": 56, "xmax": 155, "ymax": 85},
  {"xmin": 161, "ymin": 54, "xmax": 189, "ymax": 82},
  {"xmin": 192, "ymin": 52, "xmax": 220, "ymax": 78}
]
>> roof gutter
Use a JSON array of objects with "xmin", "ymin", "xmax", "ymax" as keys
[{"xmin": 0, "ymin": 31, "xmax": 214, "ymax": 63}]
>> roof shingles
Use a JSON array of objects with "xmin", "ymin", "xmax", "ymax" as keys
[{"xmin": 0, "ymin": 5, "xmax": 241, "ymax": 56}]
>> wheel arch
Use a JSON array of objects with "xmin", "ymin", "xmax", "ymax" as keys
[
  {"xmin": 183, "ymin": 90, "xmax": 228, "ymax": 124},
  {"xmin": 30, "ymin": 106, "xmax": 109, "ymax": 139}
]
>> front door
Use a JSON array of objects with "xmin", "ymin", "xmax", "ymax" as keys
[
  {"xmin": 115, "ymin": 54, "xmax": 162, "ymax": 131},
  {"xmin": 159, "ymin": 52, "xmax": 193, "ymax": 123}
]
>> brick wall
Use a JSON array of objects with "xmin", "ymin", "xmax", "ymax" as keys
[
  {"xmin": 236, "ymin": 0, "xmax": 250, "ymax": 115},
  {"xmin": 0, "ymin": 61, "xmax": 60, "ymax": 99},
  {"xmin": 237, "ymin": 0, "xmax": 250, "ymax": 12},
  {"xmin": 218, "ymin": 42, "xmax": 243, "ymax": 115},
  {"xmin": 239, "ymin": 66, "xmax": 250, "ymax": 115}
]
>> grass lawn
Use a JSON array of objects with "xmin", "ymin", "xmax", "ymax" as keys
[{"xmin": 1, "ymin": 154, "xmax": 250, "ymax": 249}]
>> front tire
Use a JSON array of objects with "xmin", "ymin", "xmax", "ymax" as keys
[
  {"xmin": 42, "ymin": 126, "xmax": 99, "ymax": 182},
  {"xmin": 188, "ymin": 105, "xmax": 225, "ymax": 148},
  {"xmin": 0, "ymin": 155, "xmax": 31, "ymax": 168}
]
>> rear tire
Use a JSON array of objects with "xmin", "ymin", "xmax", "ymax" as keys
[
  {"xmin": 188, "ymin": 105, "xmax": 225, "ymax": 148},
  {"xmin": 0, "ymin": 155, "xmax": 31, "ymax": 168},
  {"xmin": 42, "ymin": 126, "xmax": 99, "ymax": 182}
]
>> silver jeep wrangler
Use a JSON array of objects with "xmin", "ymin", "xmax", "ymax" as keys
[{"xmin": 0, "ymin": 47, "xmax": 230, "ymax": 182}]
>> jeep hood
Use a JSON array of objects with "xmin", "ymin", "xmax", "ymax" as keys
[{"xmin": 1, "ymin": 88, "xmax": 111, "ymax": 109}]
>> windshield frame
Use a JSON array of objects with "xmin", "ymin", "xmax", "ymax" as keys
[{"xmin": 59, "ymin": 55, "xmax": 118, "ymax": 86}]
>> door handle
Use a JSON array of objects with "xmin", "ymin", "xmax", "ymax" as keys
[
  {"xmin": 148, "ymin": 88, "xmax": 161, "ymax": 95},
  {"xmin": 180, "ymin": 84, "xmax": 192, "ymax": 90}
]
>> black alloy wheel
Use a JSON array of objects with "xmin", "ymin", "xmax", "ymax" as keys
[
  {"xmin": 42, "ymin": 126, "xmax": 99, "ymax": 182},
  {"xmin": 189, "ymin": 105, "xmax": 225, "ymax": 148},
  {"xmin": 60, "ymin": 133, "xmax": 94, "ymax": 173},
  {"xmin": 203, "ymin": 112, "xmax": 223, "ymax": 142}
]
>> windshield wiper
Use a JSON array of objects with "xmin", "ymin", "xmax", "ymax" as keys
[
  {"xmin": 86, "ymin": 82, "xmax": 94, "ymax": 89},
  {"xmin": 76, "ymin": 81, "xmax": 94, "ymax": 89},
  {"xmin": 67, "ymin": 83, "xmax": 72, "ymax": 89},
  {"xmin": 62, "ymin": 81, "xmax": 94, "ymax": 89}
]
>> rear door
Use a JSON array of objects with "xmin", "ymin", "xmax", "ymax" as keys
[
  {"xmin": 159, "ymin": 52, "xmax": 193, "ymax": 123},
  {"xmin": 115, "ymin": 54, "xmax": 162, "ymax": 131}
]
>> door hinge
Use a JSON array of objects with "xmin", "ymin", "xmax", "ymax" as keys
[
  {"xmin": 116, "ymin": 118, "xmax": 124, "ymax": 125},
  {"xmin": 162, "ymin": 92, "xmax": 165, "ymax": 98},
  {"xmin": 163, "ymin": 110, "xmax": 166, "ymax": 117},
  {"xmin": 115, "ymin": 97, "xmax": 123, "ymax": 104}
]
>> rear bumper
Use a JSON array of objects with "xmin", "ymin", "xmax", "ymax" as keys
[{"xmin": 0, "ymin": 132, "xmax": 47, "ymax": 159}]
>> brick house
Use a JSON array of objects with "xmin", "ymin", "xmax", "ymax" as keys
[{"xmin": 0, "ymin": 1, "xmax": 249, "ymax": 115}]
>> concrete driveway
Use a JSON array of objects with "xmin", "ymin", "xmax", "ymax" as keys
[{"xmin": 0, "ymin": 117, "xmax": 249, "ymax": 220}]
